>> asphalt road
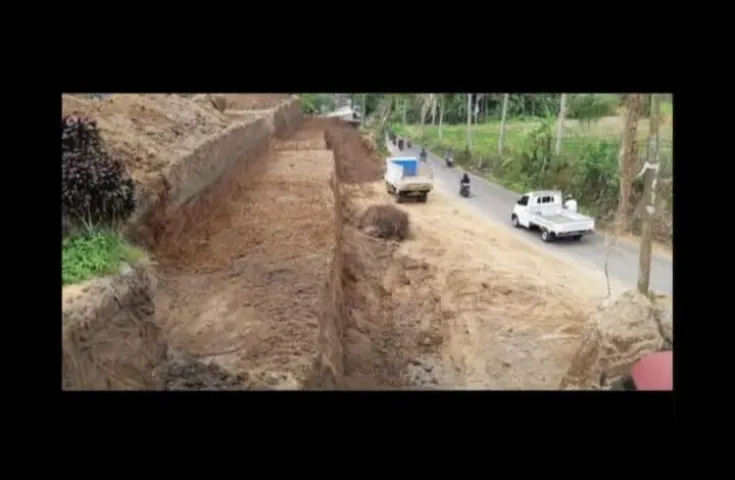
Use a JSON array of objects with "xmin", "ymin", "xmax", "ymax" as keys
[{"xmin": 387, "ymin": 139, "xmax": 673, "ymax": 295}]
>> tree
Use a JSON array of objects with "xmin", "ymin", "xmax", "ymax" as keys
[
  {"xmin": 637, "ymin": 94, "xmax": 662, "ymax": 294},
  {"xmin": 466, "ymin": 93, "xmax": 473, "ymax": 151},
  {"xmin": 418, "ymin": 94, "xmax": 434, "ymax": 138},
  {"xmin": 498, "ymin": 93, "xmax": 510, "ymax": 156},
  {"xmin": 554, "ymin": 94, "xmax": 568, "ymax": 155},
  {"xmin": 614, "ymin": 94, "xmax": 645, "ymax": 234},
  {"xmin": 431, "ymin": 94, "xmax": 438, "ymax": 125},
  {"xmin": 438, "ymin": 94, "xmax": 445, "ymax": 140}
]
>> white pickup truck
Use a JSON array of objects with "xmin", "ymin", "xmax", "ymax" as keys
[
  {"xmin": 511, "ymin": 190, "xmax": 595, "ymax": 242},
  {"xmin": 384, "ymin": 156, "xmax": 434, "ymax": 203}
]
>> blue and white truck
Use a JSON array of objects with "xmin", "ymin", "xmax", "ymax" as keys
[{"xmin": 384, "ymin": 156, "xmax": 434, "ymax": 203}]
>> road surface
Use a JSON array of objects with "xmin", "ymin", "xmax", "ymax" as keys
[{"xmin": 387, "ymin": 139, "xmax": 673, "ymax": 295}]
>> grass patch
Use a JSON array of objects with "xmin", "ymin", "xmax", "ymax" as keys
[
  {"xmin": 62, "ymin": 227, "xmax": 145, "ymax": 285},
  {"xmin": 392, "ymin": 118, "xmax": 672, "ymax": 165}
]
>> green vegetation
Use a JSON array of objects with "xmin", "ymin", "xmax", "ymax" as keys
[
  {"xmin": 392, "ymin": 117, "xmax": 672, "ymax": 228},
  {"xmin": 62, "ymin": 227, "xmax": 144, "ymax": 285},
  {"xmin": 305, "ymin": 93, "xmax": 674, "ymax": 242},
  {"xmin": 62, "ymin": 115, "xmax": 142, "ymax": 285},
  {"xmin": 381, "ymin": 94, "xmax": 673, "ymax": 242},
  {"xmin": 300, "ymin": 94, "xmax": 336, "ymax": 115}
]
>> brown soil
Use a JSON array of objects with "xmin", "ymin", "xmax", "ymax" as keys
[
  {"xmin": 62, "ymin": 94, "xmax": 231, "ymax": 208},
  {"xmin": 219, "ymin": 94, "xmax": 291, "ymax": 110},
  {"xmin": 329, "ymin": 123, "xmax": 618, "ymax": 389},
  {"xmin": 150, "ymin": 117, "xmax": 340, "ymax": 389},
  {"xmin": 61, "ymin": 94, "xmax": 291, "ymax": 205}
]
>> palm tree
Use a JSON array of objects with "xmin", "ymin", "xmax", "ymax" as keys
[
  {"xmin": 554, "ymin": 94, "xmax": 568, "ymax": 155},
  {"xmin": 417, "ymin": 94, "xmax": 437, "ymax": 139},
  {"xmin": 614, "ymin": 94, "xmax": 646, "ymax": 234},
  {"xmin": 438, "ymin": 94, "xmax": 445, "ymax": 140},
  {"xmin": 466, "ymin": 93, "xmax": 473, "ymax": 151},
  {"xmin": 498, "ymin": 93, "xmax": 509, "ymax": 156}
]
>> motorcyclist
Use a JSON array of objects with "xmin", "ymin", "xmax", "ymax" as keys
[
  {"xmin": 419, "ymin": 147, "xmax": 428, "ymax": 162},
  {"xmin": 445, "ymin": 148, "xmax": 453, "ymax": 161},
  {"xmin": 460, "ymin": 173, "xmax": 471, "ymax": 186}
]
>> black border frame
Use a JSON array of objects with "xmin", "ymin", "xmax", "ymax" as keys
[{"xmin": 49, "ymin": 47, "xmax": 694, "ymax": 432}]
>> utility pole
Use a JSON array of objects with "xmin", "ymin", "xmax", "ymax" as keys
[{"xmin": 637, "ymin": 94, "xmax": 661, "ymax": 295}]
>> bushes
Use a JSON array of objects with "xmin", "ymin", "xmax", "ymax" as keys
[
  {"xmin": 61, "ymin": 115, "xmax": 136, "ymax": 229},
  {"xmin": 61, "ymin": 115, "xmax": 141, "ymax": 285},
  {"xmin": 62, "ymin": 228, "xmax": 143, "ymax": 285},
  {"xmin": 566, "ymin": 94, "xmax": 619, "ymax": 125}
]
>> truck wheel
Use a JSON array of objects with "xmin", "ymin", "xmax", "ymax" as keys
[
  {"xmin": 541, "ymin": 229, "xmax": 554, "ymax": 242},
  {"xmin": 511, "ymin": 215, "xmax": 520, "ymax": 228},
  {"xmin": 396, "ymin": 191, "xmax": 405, "ymax": 203},
  {"xmin": 572, "ymin": 235, "xmax": 583, "ymax": 241},
  {"xmin": 386, "ymin": 182, "xmax": 395, "ymax": 194},
  {"xmin": 417, "ymin": 192, "xmax": 428, "ymax": 203}
]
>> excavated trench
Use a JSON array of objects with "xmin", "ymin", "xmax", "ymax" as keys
[
  {"xmin": 145, "ymin": 117, "xmax": 344, "ymax": 389},
  {"xmin": 61, "ymin": 99, "xmax": 437, "ymax": 390},
  {"xmin": 144, "ymin": 117, "xmax": 432, "ymax": 389}
]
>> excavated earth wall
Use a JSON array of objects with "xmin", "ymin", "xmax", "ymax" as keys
[{"xmin": 62, "ymin": 98, "xmax": 319, "ymax": 390}]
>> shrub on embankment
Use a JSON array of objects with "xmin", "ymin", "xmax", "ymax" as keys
[
  {"xmin": 391, "ymin": 120, "xmax": 673, "ymax": 244},
  {"xmin": 62, "ymin": 115, "xmax": 142, "ymax": 284}
]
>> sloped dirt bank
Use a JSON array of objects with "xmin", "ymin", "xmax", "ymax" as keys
[
  {"xmin": 62, "ymin": 95, "xmax": 311, "ymax": 390},
  {"xmin": 62, "ymin": 260, "xmax": 166, "ymax": 390},
  {"xmin": 326, "ymin": 122, "xmax": 442, "ymax": 389}
]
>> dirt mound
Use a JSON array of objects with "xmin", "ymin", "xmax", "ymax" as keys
[
  {"xmin": 325, "ymin": 121, "xmax": 385, "ymax": 183},
  {"xmin": 559, "ymin": 290, "xmax": 673, "ymax": 390},
  {"xmin": 360, "ymin": 133, "xmax": 378, "ymax": 153},
  {"xmin": 61, "ymin": 94, "xmax": 230, "ymax": 203},
  {"xmin": 358, "ymin": 204, "xmax": 410, "ymax": 240},
  {"xmin": 62, "ymin": 261, "xmax": 166, "ymax": 390},
  {"xmin": 221, "ymin": 94, "xmax": 291, "ymax": 110}
]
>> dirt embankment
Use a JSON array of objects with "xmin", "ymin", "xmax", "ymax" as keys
[{"xmin": 62, "ymin": 94, "xmax": 309, "ymax": 390}]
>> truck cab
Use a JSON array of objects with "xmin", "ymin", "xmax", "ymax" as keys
[{"xmin": 512, "ymin": 190, "xmax": 595, "ymax": 242}]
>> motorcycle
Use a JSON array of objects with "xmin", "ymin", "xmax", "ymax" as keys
[
  {"xmin": 460, "ymin": 183, "xmax": 470, "ymax": 198},
  {"xmin": 445, "ymin": 156, "xmax": 454, "ymax": 168},
  {"xmin": 419, "ymin": 150, "xmax": 428, "ymax": 162}
]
